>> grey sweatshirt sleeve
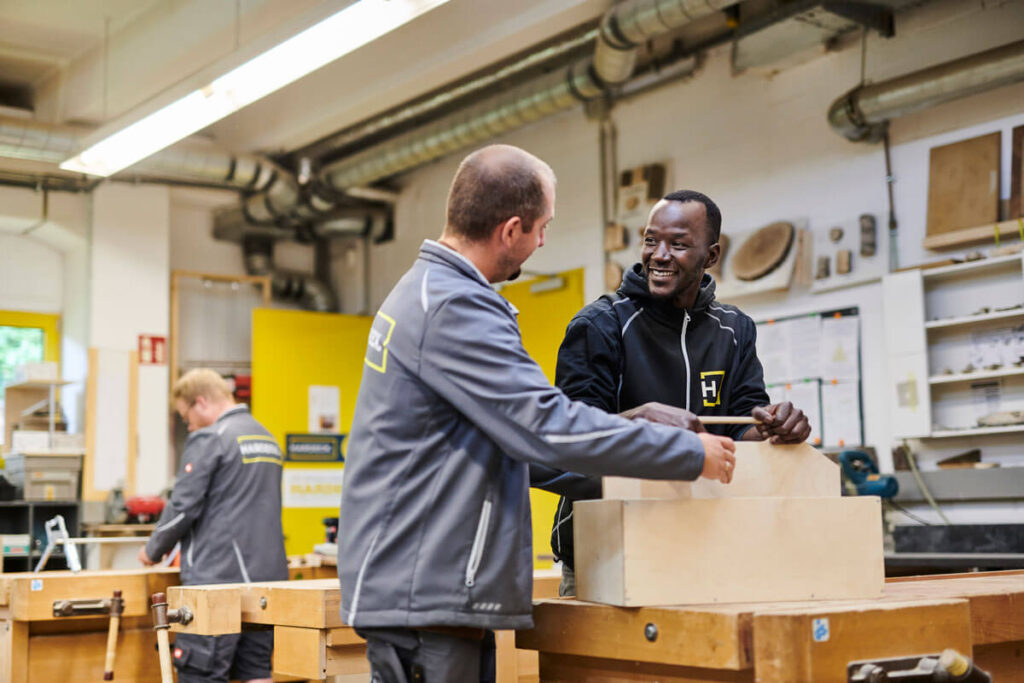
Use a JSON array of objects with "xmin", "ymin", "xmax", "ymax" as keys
[
  {"xmin": 144, "ymin": 431, "xmax": 219, "ymax": 562},
  {"xmin": 419, "ymin": 292, "xmax": 705, "ymax": 480}
]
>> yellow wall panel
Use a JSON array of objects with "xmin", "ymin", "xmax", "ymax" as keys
[
  {"xmin": 252, "ymin": 309, "xmax": 372, "ymax": 555},
  {"xmin": 500, "ymin": 269, "xmax": 584, "ymax": 568}
]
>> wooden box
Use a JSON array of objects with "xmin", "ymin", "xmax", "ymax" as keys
[
  {"xmin": 603, "ymin": 441, "xmax": 840, "ymax": 500},
  {"xmin": 574, "ymin": 496, "xmax": 884, "ymax": 606}
]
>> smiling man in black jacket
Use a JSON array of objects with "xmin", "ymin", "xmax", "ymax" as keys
[{"xmin": 551, "ymin": 189, "xmax": 811, "ymax": 594}]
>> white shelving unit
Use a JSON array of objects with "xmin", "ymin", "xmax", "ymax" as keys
[{"xmin": 882, "ymin": 253, "xmax": 1024, "ymax": 441}]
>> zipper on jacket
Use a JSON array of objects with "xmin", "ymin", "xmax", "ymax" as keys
[
  {"xmin": 465, "ymin": 499, "xmax": 493, "ymax": 588},
  {"xmin": 680, "ymin": 311, "xmax": 692, "ymax": 412}
]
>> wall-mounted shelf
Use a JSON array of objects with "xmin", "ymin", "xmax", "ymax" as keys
[
  {"xmin": 921, "ymin": 253, "xmax": 1024, "ymax": 282},
  {"xmin": 924, "ymin": 308, "xmax": 1024, "ymax": 331},
  {"xmin": 929, "ymin": 366, "xmax": 1024, "ymax": 385},
  {"xmin": 926, "ymin": 424, "xmax": 1024, "ymax": 439},
  {"xmin": 922, "ymin": 218, "xmax": 1024, "ymax": 250}
]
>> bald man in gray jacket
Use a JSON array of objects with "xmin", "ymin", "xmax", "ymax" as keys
[{"xmin": 339, "ymin": 145, "xmax": 737, "ymax": 682}]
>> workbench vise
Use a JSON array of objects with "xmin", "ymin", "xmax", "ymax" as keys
[
  {"xmin": 840, "ymin": 450, "xmax": 898, "ymax": 498},
  {"xmin": 52, "ymin": 590, "xmax": 125, "ymax": 680},
  {"xmin": 848, "ymin": 648, "xmax": 991, "ymax": 682}
]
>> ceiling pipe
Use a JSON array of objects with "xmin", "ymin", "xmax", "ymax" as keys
[
  {"xmin": 236, "ymin": 0, "xmax": 742, "ymax": 225},
  {"xmin": 0, "ymin": 116, "xmax": 282, "ymax": 192},
  {"xmin": 829, "ymin": 38, "xmax": 1024, "ymax": 143}
]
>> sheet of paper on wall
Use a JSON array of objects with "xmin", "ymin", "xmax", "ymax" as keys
[
  {"xmin": 786, "ymin": 315, "xmax": 822, "ymax": 380},
  {"xmin": 820, "ymin": 315, "xmax": 860, "ymax": 381},
  {"xmin": 308, "ymin": 385, "xmax": 340, "ymax": 434},
  {"xmin": 756, "ymin": 319, "xmax": 793, "ymax": 384},
  {"xmin": 821, "ymin": 380, "xmax": 861, "ymax": 448},
  {"xmin": 766, "ymin": 379, "xmax": 823, "ymax": 448}
]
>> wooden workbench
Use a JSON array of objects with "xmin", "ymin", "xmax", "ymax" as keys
[
  {"xmin": 515, "ymin": 570, "xmax": 1024, "ymax": 682},
  {"xmin": 169, "ymin": 568, "xmax": 563, "ymax": 682},
  {"xmin": 0, "ymin": 567, "xmax": 180, "ymax": 683}
]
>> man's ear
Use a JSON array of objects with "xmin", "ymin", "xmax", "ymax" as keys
[
  {"xmin": 497, "ymin": 216, "xmax": 523, "ymax": 247},
  {"xmin": 704, "ymin": 242, "xmax": 721, "ymax": 271}
]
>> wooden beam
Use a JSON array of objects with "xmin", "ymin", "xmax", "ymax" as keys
[
  {"xmin": 272, "ymin": 625, "xmax": 369, "ymax": 680},
  {"xmin": 0, "ymin": 620, "xmax": 28, "ymax": 683},
  {"xmin": 517, "ymin": 601, "xmax": 754, "ymax": 670},
  {"xmin": 752, "ymin": 599, "xmax": 972, "ymax": 682},
  {"xmin": 167, "ymin": 585, "xmax": 241, "ymax": 635},
  {"xmin": 603, "ymin": 441, "xmax": 840, "ymax": 500},
  {"xmin": 537, "ymin": 653, "xmax": 752, "ymax": 682},
  {"xmin": 3, "ymin": 569, "xmax": 178, "ymax": 622}
]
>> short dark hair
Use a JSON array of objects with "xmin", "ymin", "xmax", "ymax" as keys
[
  {"xmin": 446, "ymin": 146, "xmax": 553, "ymax": 242},
  {"xmin": 662, "ymin": 190, "xmax": 722, "ymax": 245}
]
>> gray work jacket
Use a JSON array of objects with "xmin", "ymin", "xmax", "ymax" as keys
[
  {"xmin": 338, "ymin": 240, "xmax": 706, "ymax": 631},
  {"xmin": 146, "ymin": 405, "xmax": 288, "ymax": 586}
]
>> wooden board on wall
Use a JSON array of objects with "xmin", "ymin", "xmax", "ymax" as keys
[
  {"xmin": 927, "ymin": 132, "xmax": 1001, "ymax": 238},
  {"xmin": 1011, "ymin": 125, "xmax": 1023, "ymax": 219}
]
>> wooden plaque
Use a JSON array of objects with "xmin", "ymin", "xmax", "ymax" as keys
[{"xmin": 926, "ymin": 132, "xmax": 1001, "ymax": 237}]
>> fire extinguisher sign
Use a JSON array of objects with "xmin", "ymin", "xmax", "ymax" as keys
[{"xmin": 138, "ymin": 334, "xmax": 168, "ymax": 365}]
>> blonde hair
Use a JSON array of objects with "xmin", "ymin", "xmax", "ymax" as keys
[{"xmin": 173, "ymin": 368, "xmax": 233, "ymax": 405}]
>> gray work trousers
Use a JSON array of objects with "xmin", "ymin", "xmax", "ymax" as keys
[
  {"xmin": 558, "ymin": 563, "xmax": 576, "ymax": 597},
  {"xmin": 358, "ymin": 627, "xmax": 496, "ymax": 683}
]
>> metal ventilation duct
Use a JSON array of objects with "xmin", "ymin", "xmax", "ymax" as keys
[
  {"xmin": 237, "ymin": 0, "xmax": 742, "ymax": 224},
  {"xmin": 829, "ymin": 38, "xmax": 1024, "ymax": 142},
  {"xmin": 0, "ymin": 116, "xmax": 281, "ymax": 191}
]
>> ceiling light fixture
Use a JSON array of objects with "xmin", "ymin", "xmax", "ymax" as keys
[{"xmin": 60, "ymin": 0, "xmax": 450, "ymax": 177}]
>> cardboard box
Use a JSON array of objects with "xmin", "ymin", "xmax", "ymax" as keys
[{"xmin": 574, "ymin": 496, "xmax": 884, "ymax": 606}]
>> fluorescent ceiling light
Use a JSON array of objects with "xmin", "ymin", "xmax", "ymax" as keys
[{"xmin": 61, "ymin": 0, "xmax": 450, "ymax": 177}]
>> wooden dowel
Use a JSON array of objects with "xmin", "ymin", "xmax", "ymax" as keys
[
  {"xmin": 699, "ymin": 416, "xmax": 761, "ymax": 425},
  {"xmin": 103, "ymin": 613, "xmax": 120, "ymax": 680},
  {"xmin": 156, "ymin": 629, "xmax": 174, "ymax": 683}
]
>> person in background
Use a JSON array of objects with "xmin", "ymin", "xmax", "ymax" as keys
[
  {"xmin": 337, "ymin": 145, "xmax": 737, "ymax": 682},
  {"xmin": 551, "ymin": 190, "xmax": 812, "ymax": 595},
  {"xmin": 139, "ymin": 368, "xmax": 287, "ymax": 683}
]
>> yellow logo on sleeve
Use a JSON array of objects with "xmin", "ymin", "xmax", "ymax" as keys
[{"xmin": 365, "ymin": 312, "xmax": 396, "ymax": 373}]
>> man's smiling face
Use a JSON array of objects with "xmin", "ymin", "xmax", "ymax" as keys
[{"xmin": 640, "ymin": 199, "xmax": 719, "ymax": 309}]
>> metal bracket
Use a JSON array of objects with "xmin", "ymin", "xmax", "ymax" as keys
[{"xmin": 34, "ymin": 515, "xmax": 82, "ymax": 573}]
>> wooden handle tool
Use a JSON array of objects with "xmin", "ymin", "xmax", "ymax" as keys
[
  {"xmin": 103, "ymin": 590, "xmax": 124, "ymax": 680},
  {"xmin": 699, "ymin": 416, "xmax": 761, "ymax": 425}
]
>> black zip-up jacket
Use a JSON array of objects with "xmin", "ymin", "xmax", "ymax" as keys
[{"xmin": 551, "ymin": 265, "xmax": 770, "ymax": 570}]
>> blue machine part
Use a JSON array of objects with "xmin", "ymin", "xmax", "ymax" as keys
[{"xmin": 839, "ymin": 450, "xmax": 899, "ymax": 498}]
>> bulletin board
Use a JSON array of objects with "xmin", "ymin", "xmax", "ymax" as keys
[
  {"xmin": 755, "ymin": 307, "xmax": 863, "ymax": 449},
  {"xmin": 501, "ymin": 267, "xmax": 585, "ymax": 569}
]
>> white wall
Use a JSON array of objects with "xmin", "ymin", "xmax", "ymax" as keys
[
  {"xmin": 92, "ymin": 183, "xmax": 171, "ymax": 494},
  {"xmin": 0, "ymin": 232, "xmax": 63, "ymax": 313}
]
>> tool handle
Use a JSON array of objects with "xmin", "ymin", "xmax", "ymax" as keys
[
  {"xmin": 699, "ymin": 416, "xmax": 761, "ymax": 425},
  {"xmin": 156, "ymin": 628, "xmax": 174, "ymax": 683},
  {"xmin": 103, "ymin": 614, "xmax": 120, "ymax": 680}
]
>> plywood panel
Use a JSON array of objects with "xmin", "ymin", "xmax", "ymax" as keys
[
  {"xmin": 25, "ymin": 627, "xmax": 162, "ymax": 683},
  {"xmin": 575, "ymin": 497, "xmax": 883, "ymax": 607},
  {"xmin": 927, "ymin": 132, "xmax": 1001, "ymax": 237},
  {"xmin": 753, "ymin": 599, "xmax": 971, "ymax": 683},
  {"xmin": 603, "ymin": 441, "xmax": 839, "ymax": 500},
  {"xmin": 537, "ymin": 653, "xmax": 751, "ymax": 682},
  {"xmin": 0, "ymin": 620, "xmax": 29, "ymax": 683},
  {"xmin": 273, "ymin": 625, "xmax": 369, "ymax": 680}
]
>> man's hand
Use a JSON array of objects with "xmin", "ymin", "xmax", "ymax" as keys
[
  {"xmin": 622, "ymin": 402, "xmax": 706, "ymax": 432},
  {"xmin": 751, "ymin": 402, "xmax": 811, "ymax": 444},
  {"xmin": 698, "ymin": 432, "xmax": 736, "ymax": 483},
  {"xmin": 137, "ymin": 546, "xmax": 156, "ymax": 567}
]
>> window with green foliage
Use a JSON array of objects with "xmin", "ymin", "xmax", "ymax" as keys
[{"xmin": 0, "ymin": 325, "xmax": 46, "ymax": 445}]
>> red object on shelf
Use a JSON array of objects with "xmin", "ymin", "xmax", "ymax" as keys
[
  {"xmin": 233, "ymin": 374, "xmax": 252, "ymax": 400},
  {"xmin": 125, "ymin": 495, "xmax": 165, "ymax": 523}
]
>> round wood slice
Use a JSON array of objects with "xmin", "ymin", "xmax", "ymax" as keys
[{"xmin": 731, "ymin": 221, "xmax": 795, "ymax": 281}]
